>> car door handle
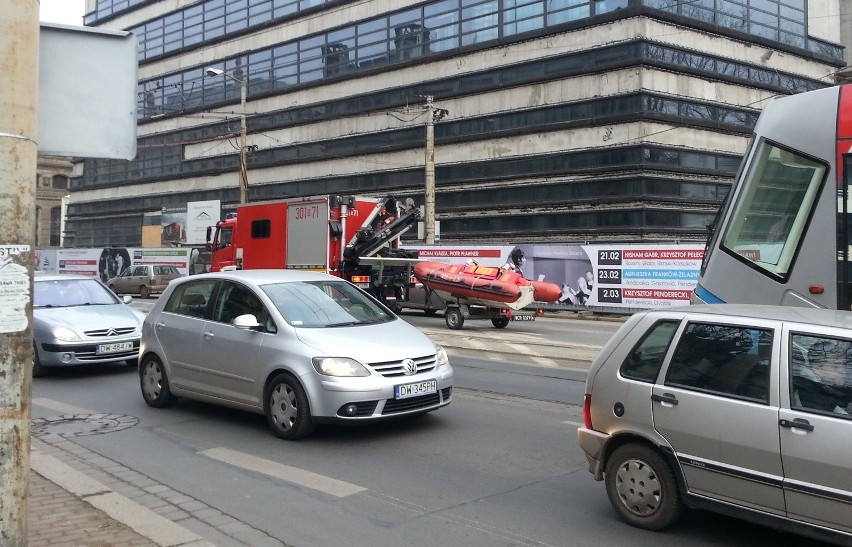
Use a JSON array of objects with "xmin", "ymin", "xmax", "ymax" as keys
[
  {"xmin": 155, "ymin": 321, "xmax": 166, "ymax": 329},
  {"xmin": 779, "ymin": 418, "xmax": 814, "ymax": 432},
  {"xmin": 203, "ymin": 331, "xmax": 214, "ymax": 339},
  {"xmin": 651, "ymin": 393, "xmax": 678, "ymax": 406}
]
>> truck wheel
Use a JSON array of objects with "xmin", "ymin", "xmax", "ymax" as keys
[
  {"xmin": 139, "ymin": 285, "xmax": 150, "ymax": 299},
  {"xmin": 491, "ymin": 317, "xmax": 510, "ymax": 328},
  {"xmin": 445, "ymin": 308, "xmax": 464, "ymax": 330},
  {"xmin": 604, "ymin": 443, "xmax": 682, "ymax": 530}
]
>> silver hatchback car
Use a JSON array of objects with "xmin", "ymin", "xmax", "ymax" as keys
[
  {"xmin": 577, "ymin": 304, "xmax": 852, "ymax": 544},
  {"xmin": 139, "ymin": 269, "xmax": 453, "ymax": 439},
  {"xmin": 33, "ymin": 274, "xmax": 145, "ymax": 376}
]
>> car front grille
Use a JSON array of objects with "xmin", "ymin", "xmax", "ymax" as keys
[
  {"xmin": 369, "ymin": 354, "xmax": 436, "ymax": 377},
  {"xmin": 336, "ymin": 387, "xmax": 452, "ymax": 419},
  {"xmin": 83, "ymin": 326, "xmax": 137, "ymax": 337},
  {"xmin": 382, "ymin": 387, "xmax": 452, "ymax": 415}
]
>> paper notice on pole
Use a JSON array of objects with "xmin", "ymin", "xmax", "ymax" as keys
[{"xmin": 0, "ymin": 246, "xmax": 31, "ymax": 333}]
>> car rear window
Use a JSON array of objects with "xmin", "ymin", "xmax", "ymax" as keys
[
  {"xmin": 665, "ymin": 322, "xmax": 772, "ymax": 403},
  {"xmin": 620, "ymin": 320, "xmax": 679, "ymax": 382}
]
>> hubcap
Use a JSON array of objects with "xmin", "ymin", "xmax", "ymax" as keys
[
  {"xmin": 143, "ymin": 363, "xmax": 162, "ymax": 399},
  {"xmin": 270, "ymin": 384, "xmax": 297, "ymax": 431},
  {"xmin": 614, "ymin": 458, "xmax": 662, "ymax": 517}
]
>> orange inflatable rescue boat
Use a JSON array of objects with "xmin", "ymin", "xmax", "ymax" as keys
[{"xmin": 413, "ymin": 261, "xmax": 562, "ymax": 310}]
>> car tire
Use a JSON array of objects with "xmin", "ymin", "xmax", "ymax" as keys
[
  {"xmin": 139, "ymin": 285, "xmax": 151, "ymax": 299},
  {"xmin": 32, "ymin": 343, "xmax": 47, "ymax": 378},
  {"xmin": 491, "ymin": 317, "xmax": 510, "ymax": 328},
  {"xmin": 445, "ymin": 308, "xmax": 464, "ymax": 330},
  {"xmin": 604, "ymin": 443, "xmax": 682, "ymax": 531},
  {"xmin": 264, "ymin": 373, "xmax": 315, "ymax": 440},
  {"xmin": 140, "ymin": 355, "xmax": 177, "ymax": 408}
]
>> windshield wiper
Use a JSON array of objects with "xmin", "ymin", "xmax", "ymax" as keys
[{"xmin": 324, "ymin": 321, "xmax": 358, "ymax": 328}]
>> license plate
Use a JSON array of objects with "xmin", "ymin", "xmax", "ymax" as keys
[
  {"xmin": 512, "ymin": 315, "xmax": 535, "ymax": 321},
  {"xmin": 394, "ymin": 379, "xmax": 437, "ymax": 399},
  {"xmin": 97, "ymin": 341, "xmax": 134, "ymax": 354}
]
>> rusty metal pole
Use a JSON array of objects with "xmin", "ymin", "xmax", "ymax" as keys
[{"xmin": 0, "ymin": 0, "xmax": 38, "ymax": 544}]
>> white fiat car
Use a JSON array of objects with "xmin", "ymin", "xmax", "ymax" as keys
[{"xmin": 139, "ymin": 269, "xmax": 453, "ymax": 439}]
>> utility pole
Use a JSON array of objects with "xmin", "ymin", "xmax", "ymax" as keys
[
  {"xmin": 391, "ymin": 96, "xmax": 447, "ymax": 244},
  {"xmin": 421, "ymin": 96, "xmax": 447, "ymax": 244},
  {"xmin": 424, "ymin": 95, "xmax": 436, "ymax": 245},
  {"xmin": 0, "ymin": 0, "xmax": 38, "ymax": 543},
  {"xmin": 206, "ymin": 67, "xmax": 248, "ymax": 204},
  {"xmin": 238, "ymin": 78, "xmax": 248, "ymax": 204}
]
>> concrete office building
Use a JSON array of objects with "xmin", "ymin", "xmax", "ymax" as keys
[{"xmin": 69, "ymin": 0, "xmax": 844, "ymax": 247}]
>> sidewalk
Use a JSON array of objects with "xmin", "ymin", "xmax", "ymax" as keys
[
  {"xmin": 28, "ymin": 447, "xmax": 217, "ymax": 547},
  {"xmin": 28, "ymin": 471, "xmax": 158, "ymax": 547}
]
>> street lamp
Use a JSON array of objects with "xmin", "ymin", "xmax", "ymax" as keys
[{"xmin": 206, "ymin": 67, "xmax": 248, "ymax": 204}]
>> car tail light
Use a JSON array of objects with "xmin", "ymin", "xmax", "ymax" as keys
[
  {"xmin": 350, "ymin": 275, "xmax": 370, "ymax": 283},
  {"xmin": 582, "ymin": 394, "xmax": 592, "ymax": 429}
]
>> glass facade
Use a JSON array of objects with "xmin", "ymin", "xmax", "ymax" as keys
[
  {"xmin": 114, "ymin": 0, "xmax": 841, "ymax": 66},
  {"xmin": 136, "ymin": 34, "xmax": 817, "ymax": 124},
  {"xmin": 66, "ymin": 160, "xmax": 732, "ymax": 247},
  {"xmin": 84, "ymin": 0, "xmax": 156, "ymax": 24}
]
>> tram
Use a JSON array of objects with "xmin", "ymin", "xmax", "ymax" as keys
[{"xmin": 693, "ymin": 84, "xmax": 852, "ymax": 309}]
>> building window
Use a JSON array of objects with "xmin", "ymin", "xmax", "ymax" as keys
[
  {"xmin": 52, "ymin": 175, "xmax": 69, "ymax": 190},
  {"xmin": 50, "ymin": 206, "xmax": 61, "ymax": 246},
  {"xmin": 35, "ymin": 206, "xmax": 41, "ymax": 246}
]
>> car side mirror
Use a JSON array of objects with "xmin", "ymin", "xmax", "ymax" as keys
[
  {"xmin": 233, "ymin": 314, "xmax": 261, "ymax": 329},
  {"xmin": 122, "ymin": 295, "xmax": 133, "ymax": 304}
]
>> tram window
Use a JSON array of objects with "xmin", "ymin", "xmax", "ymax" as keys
[{"xmin": 720, "ymin": 140, "xmax": 826, "ymax": 280}]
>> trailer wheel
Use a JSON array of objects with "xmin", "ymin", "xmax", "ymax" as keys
[
  {"xmin": 491, "ymin": 317, "xmax": 510, "ymax": 329},
  {"xmin": 445, "ymin": 308, "xmax": 464, "ymax": 330}
]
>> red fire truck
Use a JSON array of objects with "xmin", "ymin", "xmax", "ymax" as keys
[{"xmin": 206, "ymin": 195, "xmax": 420, "ymax": 295}]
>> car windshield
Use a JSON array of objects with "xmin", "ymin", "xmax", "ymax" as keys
[
  {"xmin": 261, "ymin": 280, "xmax": 392, "ymax": 328},
  {"xmin": 34, "ymin": 278, "xmax": 119, "ymax": 308}
]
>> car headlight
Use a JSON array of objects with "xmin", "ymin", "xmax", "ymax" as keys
[
  {"xmin": 52, "ymin": 326, "xmax": 81, "ymax": 342},
  {"xmin": 435, "ymin": 345, "xmax": 449, "ymax": 368},
  {"xmin": 312, "ymin": 357, "xmax": 370, "ymax": 377}
]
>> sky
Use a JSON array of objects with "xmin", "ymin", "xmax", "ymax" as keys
[{"xmin": 39, "ymin": 0, "xmax": 87, "ymax": 25}]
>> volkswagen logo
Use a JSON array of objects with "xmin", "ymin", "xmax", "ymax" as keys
[{"xmin": 402, "ymin": 359, "xmax": 417, "ymax": 375}]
